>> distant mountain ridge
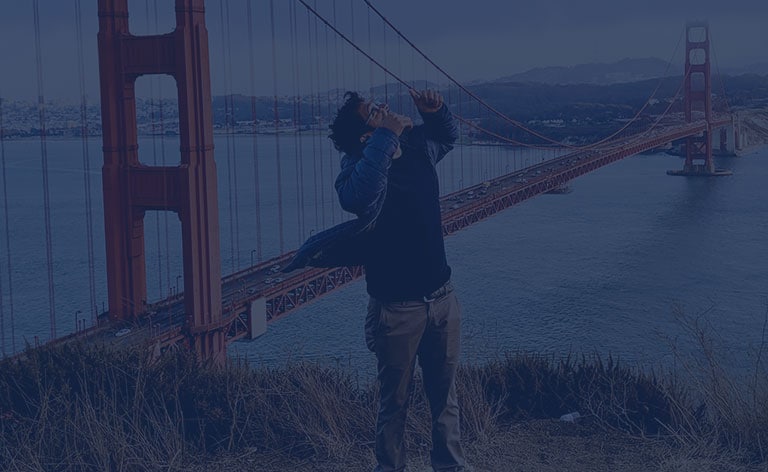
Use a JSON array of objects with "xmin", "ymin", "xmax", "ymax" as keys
[
  {"xmin": 494, "ymin": 58, "xmax": 676, "ymax": 86},
  {"xmin": 740, "ymin": 62, "xmax": 768, "ymax": 76}
]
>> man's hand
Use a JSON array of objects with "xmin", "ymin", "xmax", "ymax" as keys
[
  {"xmin": 368, "ymin": 109, "xmax": 413, "ymax": 136},
  {"xmin": 410, "ymin": 89, "xmax": 443, "ymax": 113}
]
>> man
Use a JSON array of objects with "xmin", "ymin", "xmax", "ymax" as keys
[{"xmin": 284, "ymin": 89, "xmax": 465, "ymax": 472}]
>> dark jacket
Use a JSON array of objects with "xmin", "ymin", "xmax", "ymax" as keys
[{"xmin": 283, "ymin": 105, "xmax": 458, "ymax": 273}]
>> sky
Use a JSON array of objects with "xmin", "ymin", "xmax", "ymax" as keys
[{"xmin": 0, "ymin": 0, "xmax": 766, "ymax": 101}]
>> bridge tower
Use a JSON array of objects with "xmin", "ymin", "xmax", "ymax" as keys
[
  {"xmin": 683, "ymin": 21, "xmax": 714, "ymax": 173},
  {"xmin": 668, "ymin": 21, "xmax": 731, "ymax": 176},
  {"xmin": 97, "ymin": 0, "xmax": 225, "ymax": 362}
]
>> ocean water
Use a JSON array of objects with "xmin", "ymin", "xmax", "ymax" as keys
[
  {"xmin": 1, "ymin": 134, "xmax": 766, "ymax": 379},
  {"xmin": 232, "ymin": 144, "xmax": 768, "ymax": 379}
]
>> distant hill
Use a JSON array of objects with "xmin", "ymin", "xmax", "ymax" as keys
[
  {"xmin": 742, "ymin": 62, "xmax": 768, "ymax": 76},
  {"xmin": 494, "ymin": 58, "xmax": 675, "ymax": 86}
]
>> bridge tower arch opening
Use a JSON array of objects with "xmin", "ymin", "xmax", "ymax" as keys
[{"xmin": 97, "ymin": 0, "xmax": 225, "ymax": 362}]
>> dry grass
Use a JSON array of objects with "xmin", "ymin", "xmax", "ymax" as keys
[
  {"xmin": 0, "ymin": 323, "xmax": 766, "ymax": 471},
  {"xmin": 657, "ymin": 305, "xmax": 768, "ymax": 464}
]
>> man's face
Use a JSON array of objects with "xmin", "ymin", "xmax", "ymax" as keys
[
  {"xmin": 357, "ymin": 100, "xmax": 384, "ymax": 142},
  {"xmin": 358, "ymin": 100, "xmax": 383, "ymax": 126}
]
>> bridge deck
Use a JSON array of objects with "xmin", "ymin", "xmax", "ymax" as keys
[{"xmin": 73, "ymin": 121, "xmax": 716, "ymax": 351}]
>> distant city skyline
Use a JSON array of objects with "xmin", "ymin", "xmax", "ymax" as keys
[{"xmin": 0, "ymin": 0, "xmax": 766, "ymax": 101}]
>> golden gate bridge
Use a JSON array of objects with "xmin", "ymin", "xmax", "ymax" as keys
[{"xmin": 0, "ymin": 0, "xmax": 741, "ymax": 362}]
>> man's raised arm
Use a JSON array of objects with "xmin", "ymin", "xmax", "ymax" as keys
[{"xmin": 410, "ymin": 89, "xmax": 459, "ymax": 164}]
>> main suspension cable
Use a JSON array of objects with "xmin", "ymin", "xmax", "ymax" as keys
[
  {"xmin": 362, "ymin": 0, "xmax": 685, "ymax": 152},
  {"xmin": 296, "ymin": 0, "xmax": 561, "ymax": 149}
]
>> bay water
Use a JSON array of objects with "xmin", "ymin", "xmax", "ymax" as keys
[{"xmin": 1, "ymin": 134, "xmax": 766, "ymax": 380}]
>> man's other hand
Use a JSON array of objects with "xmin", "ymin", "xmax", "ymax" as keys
[
  {"xmin": 410, "ymin": 89, "xmax": 443, "ymax": 113},
  {"xmin": 380, "ymin": 112, "xmax": 413, "ymax": 137}
]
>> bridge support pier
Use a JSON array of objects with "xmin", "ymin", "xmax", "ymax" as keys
[
  {"xmin": 249, "ymin": 299, "xmax": 267, "ymax": 339},
  {"xmin": 98, "ymin": 0, "xmax": 226, "ymax": 362}
]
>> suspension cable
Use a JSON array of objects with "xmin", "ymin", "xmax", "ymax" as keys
[
  {"xmin": 303, "ymin": 0, "xmax": 686, "ymax": 154},
  {"xmin": 289, "ymin": 0, "xmax": 305, "ymax": 240},
  {"xmin": 708, "ymin": 30, "xmax": 733, "ymax": 115},
  {"xmin": 146, "ymin": 0, "xmax": 164, "ymax": 299},
  {"xmin": 296, "ymin": 0, "xmax": 560, "ymax": 148},
  {"xmin": 32, "ymin": 0, "xmax": 57, "ymax": 340},
  {"xmin": 367, "ymin": 6, "xmax": 374, "ymax": 99},
  {"xmin": 246, "ymin": 0, "xmax": 263, "ymax": 264},
  {"xmin": 311, "ymin": 1, "xmax": 326, "ymax": 230},
  {"xmin": 0, "ymin": 94, "xmax": 14, "ymax": 353},
  {"xmin": 270, "ymin": 0, "xmax": 285, "ymax": 253},
  {"xmin": 219, "ymin": 0, "xmax": 237, "ymax": 273},
  {"xmin": 154, "ymin": 0, "xmax": 172, "ymax": 298},
  {"xmin": 360, "ymin": 0, "xmax": 569, "ymax": 147},
  {"xmin": 75, "ymin": 0, "xmax": 98, "ymax": 325},
  {"xmin": 363, "ymin": 0, "xmax": 685, "ymax": 152},
  {"xmin": 305, "ymin": 8, "xmax": 320, "ymax": 232},
  {"xmin": 350, "ymin": 0, "xmax": 358, "ymax": 87},
  {"xmin": 328, "ymin": 3, "xmax": 337, "ymax": 226},
  {"xmin": 574, "ymin": 29, "xmax": 686, "ymax": 150},
  {"xmin": 224, "ymin": 0, "xmax": 241, "ymax": 269}
]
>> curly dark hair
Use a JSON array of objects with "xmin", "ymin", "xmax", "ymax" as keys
[{"xmin": 328, "ymin": 91, "xmax": 370, "ymax": 155}]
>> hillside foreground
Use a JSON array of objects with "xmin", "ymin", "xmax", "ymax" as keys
[{"xmin": 2, "ymin": 309, "xmax": 767, "ymax": 472}]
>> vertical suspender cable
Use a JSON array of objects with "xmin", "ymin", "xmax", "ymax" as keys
[
  {"xmin": 219, "ymin": 0, "xmax": 236, "ymax": 272},
  {"xmin": 327, "ymin": 4, "xmax": 336, "ymax": 225},
  {"xmin": 458, "ymin": 88, "xmax": 464, "ymax": 189},
  {"xmin": 75, "ymin": 0, "xmax": 98, "ymax": 324},
  {"xmin": 0, "ymin": 92, "xmax": 15, "ymax": 354},
  {"xmin": 147, "ymin": 0, "xmax": 164, "ymax": 298},
  {"xmin": 224, "ymin": 0, "xmax": 241, "ymax": 269},
  {"xmin": 32, "ymin": 0, "xmax": 57, "ymax": 339},
  {"xmin": 153, "ymin": 0, "xmax": 172, "ymax": 296},
  {"xmin": 0, "ymin": 96, "xmax": 14, "ymax": 354},
  {"xmin": 334, "ymin": 0, "xmax": 345, "ymax": 94},
  {"xmin": 0, "ymin": 97, "xmax": 3, "ymax": 352},
  {"xmin": 397, "ymin": 36, "xmax": 402, "ymax": 112},
  {"xmin": 289, "ymin": 1, "xmax": 305, "ymax": 242},
  {"xmin": 410, "ymin": 31, "xmax": 416, "ymax": 115},
  {"xmin": 349, "ymin": 0, "xmax": 358, "ymax": 87},
  {"xmin": 269, "ymin": 0, "xmax": 285, "ymax": 253},
  {"xmin": 306, "ymin": 9, "xmax": 320, "ymax": 232},
  {"xmin": 382, "ymin": 20, "xmax": 388, "ymax": 101},
  {"xmin": 448, "ymin": 84, "xmax": 454, "ymax": 189},
  {"xmin": 246, "ymin": 1, "xmax": 263, "ymax": 264},
  {"xmin": 367, "ymin": 8, "xmax": 374, "ymax": 99},
  {"xmin": 312, "ymin": 2, "xmax": 326, "ymax": 229},
  {"xmin": 709, "ymin": 31, "xmax": 733, "ymax": 114}
]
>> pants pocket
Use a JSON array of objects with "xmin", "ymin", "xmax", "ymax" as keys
[{"xmin": 365, "ymin": 298, "xmax": 382, "ymax": 352}]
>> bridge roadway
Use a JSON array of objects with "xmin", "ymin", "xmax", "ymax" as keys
[{"xmin": 77, "ymin": 120, "xmax": 720, "ymax": 351}]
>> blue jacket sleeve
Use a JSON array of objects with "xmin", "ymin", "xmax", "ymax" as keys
[
  {"xmin": 334, "ymin": 128, "xmax": 400, "ymax": 217},
  {"xmin": 419, "ymin": 104, "xmax": 459, "ymax": 165}
]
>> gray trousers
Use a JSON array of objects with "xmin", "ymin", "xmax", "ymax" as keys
[{"xmin": 365, "ymin": 283, "xmax": 465, "ymax": 472}]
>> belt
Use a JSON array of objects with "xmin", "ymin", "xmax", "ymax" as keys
[{"xmin": 422, "ymin": 280, "xmax": 453, "ymax": 303}]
